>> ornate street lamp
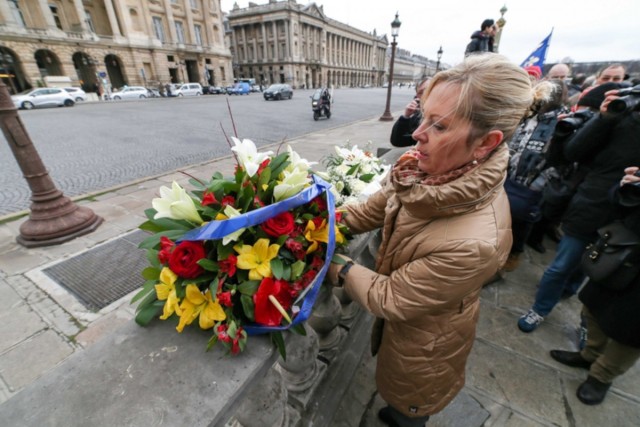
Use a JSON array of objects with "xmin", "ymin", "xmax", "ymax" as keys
[
  {"xmin": 379, "ymin": 12, "xmax": 401, "ymax": 121},
  {"xmin": 436, "ymin": 46, "xmax": 443, "ymax": 73}
]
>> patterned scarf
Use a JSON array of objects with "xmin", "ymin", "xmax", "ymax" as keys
[{"xmin": 392, "ymin": 148, "xmax": 484, "ymax": 186}]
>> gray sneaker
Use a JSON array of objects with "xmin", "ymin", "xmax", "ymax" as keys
[{"xmin": 518, "ymin": 309, "xmax": 544, "ymax": 332}]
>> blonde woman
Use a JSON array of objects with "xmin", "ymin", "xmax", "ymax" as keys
[{"xmin": 328, "ymin": 54, "xmax": 551, "ymax": 427}]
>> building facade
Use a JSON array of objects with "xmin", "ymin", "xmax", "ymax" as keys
[
  {"xmin": 225, "ymin": 0, "xmax": 388, "ymax": 89},
  {"xmin": 0, "ymin": 0, "xmax": 233, "ymax": 95}
]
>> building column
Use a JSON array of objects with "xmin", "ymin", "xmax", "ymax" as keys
[
  {"xmin": 202, "ymin": 0, "xmax": 215, "ymax": 47},
  {"xmin": 111, "ymin": 0, "xmax": 132, "ymax": 37},
  {"xmin": 184, "ymin": 0, "xmax": 197, "ymax": 46},
  {"xmin": 253, "ymin": 25, "xmax": 259, "ymax": 62},
  {"xmin": 36, "ymin": 0, "xmax": 60, "ymax": 30},
  {"xmin": 272, "ymin": 21, "xmax": 278, "ymax": 60},
  {"xmin": 284, "ymin": 20, "xmax": 290, "ymax": 60},
  {"xmin": 162, "ymin": 0, "xmax": 177, "ymax": 42},
  {"xmin": 261, "ymin": 22, "xmax": 267, "ymax": 59},
  {"xmin": 71, "ymin": 0, "xmax": 90, "ymax": 32},
  {"xmin": 241, "ymin": 25, "xmax": 248, "ymax": 61},
  {"xmin": 139, "ymin": 0, "xmax": 155, "ymax": 41}
]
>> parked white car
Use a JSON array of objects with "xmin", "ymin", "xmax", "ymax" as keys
[
  {"xmin": 11, "ymin": 87, "xmax": 75, "ymax": 110},
  {"xmin": 111, "ymin": 86, "xmax": 149, "ymax": 100},
  {"xmin": 64, "ymin": 87, "xmax": 87, "ymax": 102},
  {"xmin": 174, "ymin": 83, "xmax": 203, "ymax": 97}
]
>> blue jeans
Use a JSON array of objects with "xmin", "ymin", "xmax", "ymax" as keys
[{"xmin": 532, "ymin": 234, "xmax": 589, "ymax": 316}]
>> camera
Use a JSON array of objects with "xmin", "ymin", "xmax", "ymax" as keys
[
  {"xmin": 554, "ymin": 109, "xmax": 596, "ymax": 138},
  {"xmin": 609, "ymin": 85, "xmax": 640, "ymax": 115}
]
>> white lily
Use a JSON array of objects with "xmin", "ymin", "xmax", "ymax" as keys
[
  {"xmin": 152, "ymin": 181, "xmax": 204, "ymax": 224},
  {"xmin": 274, "ymin": 169, "xmax": 311, "ymax": 201},
  {"xmin": 285, "ymin": 145, "xmax": 317, "ymax": 173},
  {"xmin": 220, "ymin": 205, "xmax": 246, "ymax": 245},
  {"xmin": 230, "ymin": 137, "xmax": 273, "ymax": 177}
]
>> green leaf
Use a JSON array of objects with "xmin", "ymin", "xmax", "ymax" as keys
[
  {"xmin": 237, "ymin": 280, "xmax": 260, "ymax": 295},
  {"xmin": 271, "ymin": 331, "xmax": 287, "ymax": 361},
  {"xmin": 134, "ymin": 300, "xmax": 164, "ymax": 326},
  {"xmin": 290, "ymin": 260, "xmax": 306, "ymax": 280},
  {"xmin": 147, "ymin": 217, "xmax": 192, "ymax": 231},
  {"xmin": 206, "ymin": 333, "xmax": 219, "ymax": 351},
  {"xmin": 276, "ymin": 234, "xmax": 288, "ymax": 246},
  {"xmin": 257, "ymin": 168, "xmax": 271, "ymax": 194},
  {"xmin": 240, "ymin": 182, "xmax": 255, "ymax": 213},
  {"xmin": 359, "ymin": 173, "xmax": 375, "ymax": 183},
  {"xmin": 217, "ymin": 241, "xmax": 235, "ymax": 260},
  {"xmin": 271, "ymin": 258, "xmax": 284, "ymax": 279},
  {"xmin": 290, "ymin": 324, "xmax": 307, "ymax": 336},
  {"xmin": 141, "ymin": 266, "xmax": 161, "ymax": 281},
  {"xmin": 332, "ymin": 254, "xmax": 348, "ymax": 265},
  {"xmin": 131, "ymin": 279, "xmax": 157, "ymax": 304},
  {"xmin": 282, "ymin": 263, "xmax": 291, "ymax": 281},
  {"xmin": 198, "ymin": 258, "xmax": 219, "ymax": 272},
  {"xmin": 138, "ymin": 230, "xmax": 187, "ymax": 250},
  {"xmin": 241, "ymin": 294, "xmax": 255, "ymax": 321},
  {"xmin": 188, "ymin": 178, "xmax": 206, "ymax": 190},
  {"xmin": 145, "ymin": 249, "xmax": 161, "ymax": 269},
  {"xmin": 270, "ymin": 153, "xmax": 291, "ymax": 177},
  {"xmin": 209, "ymin": 277, "xmax": 220, "ymax": 295},
  {"xmin": 139, "ymin": 220, "xmax": 165, "ymax": 234},
  {"xmin": 144, "ymin": 208, "xmax": 157, "ymax": 220},
  {"xmin": 347, "ymin": 163, "xmax": 360, "ymax": 175}
]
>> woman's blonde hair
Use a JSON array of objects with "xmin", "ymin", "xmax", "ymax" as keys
[{"xmin": 423, "ymin": 53, "xmax": 554, "ymax": 144}]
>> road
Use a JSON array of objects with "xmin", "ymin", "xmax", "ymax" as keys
[{"xmin": 0, "ymin": 87, "xmax": 411, "ymax": 216}]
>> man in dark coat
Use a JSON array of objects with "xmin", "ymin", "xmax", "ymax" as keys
[
  {"xmin": 389, "ymin": 79, "xmax": 429, "ymax": 147},
  {"xmin": 518, "ymin": 85, "xmax": 640, "ymax": 333},
  {"xmin": 549, "ymin": 167, "xmax": 640, "ymax": 405},
  {"xmin": 464, "ymin": 19, "xmax": 496, "ymax": 56}
]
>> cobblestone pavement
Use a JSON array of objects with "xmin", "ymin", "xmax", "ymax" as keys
[{"xmin": 0, "ymin": 88, "xmax": 409, "ymax": 217}]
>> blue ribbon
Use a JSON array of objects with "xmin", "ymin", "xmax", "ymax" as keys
[{"xmin": 180, "ymin": 175, "xmax": 336, "ymax": 335}]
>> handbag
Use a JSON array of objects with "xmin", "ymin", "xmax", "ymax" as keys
[
  {"xmin": 504, "ymin": 179, "xmax": 543, "ymax": 223},
  {"xmin": 581, "ymin": 221, "xmax": 640, "ymax": 291}
]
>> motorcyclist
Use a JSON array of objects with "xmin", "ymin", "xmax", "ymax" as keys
[{"xmin": 320, "ymin": 88, "xmax": 331, "ymax": 115}]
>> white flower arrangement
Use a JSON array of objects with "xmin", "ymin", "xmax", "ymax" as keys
[{"xmin": 319, "ymin": 142, "xmax": 389, "ymax": 206}]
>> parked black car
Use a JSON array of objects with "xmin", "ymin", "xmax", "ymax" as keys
[
  {"xmin": 263, "ymin": 84, "xmax": 293, "ymax": 100},
  {"xmin": 204, "ymin": 86, "xmax": 225, "ymax": 95}
]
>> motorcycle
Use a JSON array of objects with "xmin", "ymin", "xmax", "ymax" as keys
[{"xmin": 311, "ymin": 88, "xmax": 331, "ymax": 121}]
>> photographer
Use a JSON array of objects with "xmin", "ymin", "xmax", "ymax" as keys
[
  {"xmin": 549, "ymin": 167, "xmax": 640, "ymax": 405},
  {"xmin": 518, "ymin": 84, "xmax": 640, "ymax": 333},
  {"xmin": 390, "ymin": 79, "xmax": 429, "ymax": 147}
]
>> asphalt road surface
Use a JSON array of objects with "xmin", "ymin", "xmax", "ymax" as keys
[{"xmin": 0, "ymin": 87, "xmax": 410, "ymax": 216}]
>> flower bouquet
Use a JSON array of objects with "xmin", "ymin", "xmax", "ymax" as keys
[
  {"xmin": 133, "ymin": 138, "xmax": 349, "ymax": 357},
  {"xmin": 319, "ymin": 143, "xmax": 389, "ymax": 205}
]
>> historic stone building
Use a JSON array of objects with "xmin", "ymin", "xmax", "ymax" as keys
[
  {"xmin": 225, "ymin": 0, "xmax": 388, "ymax": 89},
  {"xmin": 0, "ymin": 0, "xmax": 232, "ymax": 95}
]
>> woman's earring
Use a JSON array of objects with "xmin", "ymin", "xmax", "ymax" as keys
[{"xmin": 472, "ymin": 159, "xmax": 479, "ymax": 165}]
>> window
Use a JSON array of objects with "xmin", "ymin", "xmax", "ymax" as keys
[
  {"xmin": 220, "ymin": 66, "xmax": 225, "ymax": 80},
  {"xmin": 194, "ymin": 24, "xmax": 203, "ymax": 45},
  {"xmin": 84, "ymin": 10, "xmax": 95, "ymax": 32},
  {"xmin": 153, "ymin": 17, "xmax": 165, "ymax": 41},
  {"xmin": 175, "ymin": 21, "xmax": 185, "ymax": 44},
  {"xmin": 49, "ymin": 4, "xmax": 63, "ymax": 30},
  {"xmin": 190, "ymin": 0, "xmax": 199, "ymax": 9},
  {"xmin": 9, "ymin": 0, "xmax": 26, "ymax": 27}
]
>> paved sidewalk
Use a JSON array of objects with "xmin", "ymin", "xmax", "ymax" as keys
[{"xmin": 1, "ymin": 115, "xmax": 639, "ymax": 426}]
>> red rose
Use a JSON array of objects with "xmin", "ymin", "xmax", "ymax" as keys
[
  {"xmin": 158, "ymin": 236, "xmax": 175, "ymax": 264},
  {"xmin": 168, "ymin": 241, "xmax": 206, "ymax": 278},
  {"xmin": 257, "ymin": 159, "xmax": 270, "ymax": 175},
  {"xmin": 217, "ymin": 324, "xmax": 231, "ymax": 343},
  {"xmin": 261, "ymin": 211, "xmax": 295, "ymax": 238},
  {"xmin": 221, "ymin": 195, "xmax": 236, "ymax": 207},
  {"xmin": 253, "ymin": 277, "xmax": 293, "ymax": 326},
  {"xmin": 311, "ymin": 256, "xmax": 323, "ymax": 269},
  {"xmin": 311, "ymin": 196, "xmax": 327, "ymax": 211}
]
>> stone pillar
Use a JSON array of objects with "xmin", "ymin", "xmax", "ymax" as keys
[
  {"xmin": 308, "ymin": 284, "xmax": 343, "ymax": 362},
  {"xmin": 71, "ymin": 0, "xmax": 90, "ymax": 32},
  {"xmin": 272, "ymin": 21, "xmax": 278, "ymax": 61},
  {"xmin": 231, "ymin": 368, "xmax": 293, "ymax": 427},
  {"xmin": 36, "ymin": 0, "xmax": 60, "ymax": 30},
  {"xmin": 111, "ymin": 0, "xmax": 131, "ymax": 37},
  {"xmin": 261, "ymin": 22, "xmax": 267, "ymax": 59},
  {"xmin": 103, "ymin": 0, "xmax": 122, "ymax": 36},
  {"xmin": 275, "ymin": 324, "xmax": 326, "ymax": 411},
  {"xmin": 202, "ymin": 0, "xmax": 215, "ymax": 48},
  {"xmin": 0, "ymin": 0, "xmax": 19, "ymax": 27},
  {"xmin": 184, "ymin": 0, "xmax": 197, "ymax": 46},
  {"xmin": 241, "ymin": 25, "xmax": 247, "ymax": 61},
  {"xmin": 162, "ymin": 0, "xmax": 177, "ymax": 42}
]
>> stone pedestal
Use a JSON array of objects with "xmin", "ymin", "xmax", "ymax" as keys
[
  {"xmin": 231, "ymin": 368, "xmax": 290, "ymax": 427},
  {"xmin": 308, "ymin": 284, "xmax": 343, "ymax": 362}
]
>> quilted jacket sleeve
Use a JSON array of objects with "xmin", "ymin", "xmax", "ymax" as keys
[
  {"xmin": 343, "ymin": 239, "xmax": 499, "ymax": 321},
  {"xmin": 343, "ymin": 187, "xmax": 388, "ymax": 234}
]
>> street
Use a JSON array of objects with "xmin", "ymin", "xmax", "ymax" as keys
[{"xmin": 0, "ymin": 87, "xmax": 410, "ymax": 217}]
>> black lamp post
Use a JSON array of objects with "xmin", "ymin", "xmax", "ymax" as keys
[
  {"xmin": 379, "ymin": 12, "xmax": 401, "ymax": 121},
  {"xmin": 436, "ymin": 46, "xmax": 443, "ymax": 73}
]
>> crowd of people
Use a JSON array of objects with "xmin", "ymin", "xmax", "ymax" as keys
[{"xmin": 323, "ymin": 23, "xmax": 639, "ymax": 425}]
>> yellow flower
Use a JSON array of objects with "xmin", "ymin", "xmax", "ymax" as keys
[
  {"xmin": 304, "ymin": 219, "xmax": 345, "ymax": 253},
  {"xmin": 234, "ymin": 238, "xmax": 281, "ymax": 280},
  {"xmin": 155, "ymin": 267, "xmax": 182, "ymax": 320},
  {"xmin": 176, "ymin": 284, "xmax": 226, "ymax": 332}
]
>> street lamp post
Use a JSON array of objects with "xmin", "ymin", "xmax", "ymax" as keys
[
  {"xmin": 379, "ymin": 13, "xmax": 401, "ymax": 122},
  {"xmin": 436, "ymin": 46, "xmax": 443, "ymax": 73}
]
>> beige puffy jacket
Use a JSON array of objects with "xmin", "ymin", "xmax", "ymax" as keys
[{"xmin": 342, "ymin": 144, "xmax": 512, "ymax": 417}]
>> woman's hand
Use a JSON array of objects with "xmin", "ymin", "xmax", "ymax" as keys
[
  {"xmin": 327, "ymin": 254, "xmax": 352, "ymax": 286},
  {"xmin": 600, "ymin": 89, "xmax": 621, "ymax": 115},
  {"xmin": 620, "ymin": 166, "xmax": 640, "ymax": 186}
]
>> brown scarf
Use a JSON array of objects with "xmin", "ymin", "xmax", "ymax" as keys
[{"xmin": 392, "ymin": 148, "xmax": 483, "ymax": 186}]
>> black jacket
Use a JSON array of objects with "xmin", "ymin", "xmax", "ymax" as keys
[
  {"xmin": 579, "ymin": 182, "xmax": 640, "ymax": 348},
  {"xmin": 561, "ymin": 111, "xmax": 640, "ymax": 240},
  {"xmin": 464, "ymin": 31, "xmax": 493, "ymax": 56},
  {"xmin": 390, "ymin": 113, "xmax": 421, "ymax": 147}
]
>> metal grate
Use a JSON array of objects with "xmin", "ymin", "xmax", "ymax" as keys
[{"xmin": 43, "ymin": 230, "xmax": 150, "ymax": 311}]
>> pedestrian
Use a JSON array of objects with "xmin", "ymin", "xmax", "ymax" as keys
[
  {"xmin": 550, "ymin": 166, "xmax": 640, "ymax": 405},
  {"xmin": 464, "ymin": 19, "xmax": 497, "ymax": 56},
  {"xmin": 327, "ymin": 53, "xmax": 551, "ymax": 427},
  {"xmin": 165, "ymin": 82, "xmax": 173, "ymax": 97},
  {"xmin": 389, "ymin": 78, "xmax": 429, "ymax": 147}
]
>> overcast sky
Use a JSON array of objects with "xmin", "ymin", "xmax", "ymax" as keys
[{"xmin": 221, "ymin": 0, "xmax": 639, "ymax": 67}]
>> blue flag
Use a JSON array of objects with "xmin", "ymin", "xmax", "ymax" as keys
[{"xmin": 520, "ymin": 30, "xmax": 553, "ymax": 69}]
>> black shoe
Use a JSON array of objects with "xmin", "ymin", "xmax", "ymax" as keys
[
  {"xmin": 577, "ymin": 375, "xmax": 611, "ymax": 405},
  {"xmin": 378, "ymin": 407, "xmax": 399, "ymax": 427},
  {"xmin": 526, "ymin": 241, "xmax": 546, "ymax": 253},
  {"xmin": 550, "ymin": 350, "xmax": 592, "ymax": 370}
]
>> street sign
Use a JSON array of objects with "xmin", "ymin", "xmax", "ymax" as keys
[{"xmin": 99, "ymin": 71, "xmax": 107, "ymax": 78}]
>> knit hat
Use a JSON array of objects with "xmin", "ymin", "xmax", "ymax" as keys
[
  {"xmin": 577, "ymin": 82, "xmax": 622, "ymax": 109},
  {"xmin": 524, "ymin": 65, "xmax": 542, "ymax": 79}
]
